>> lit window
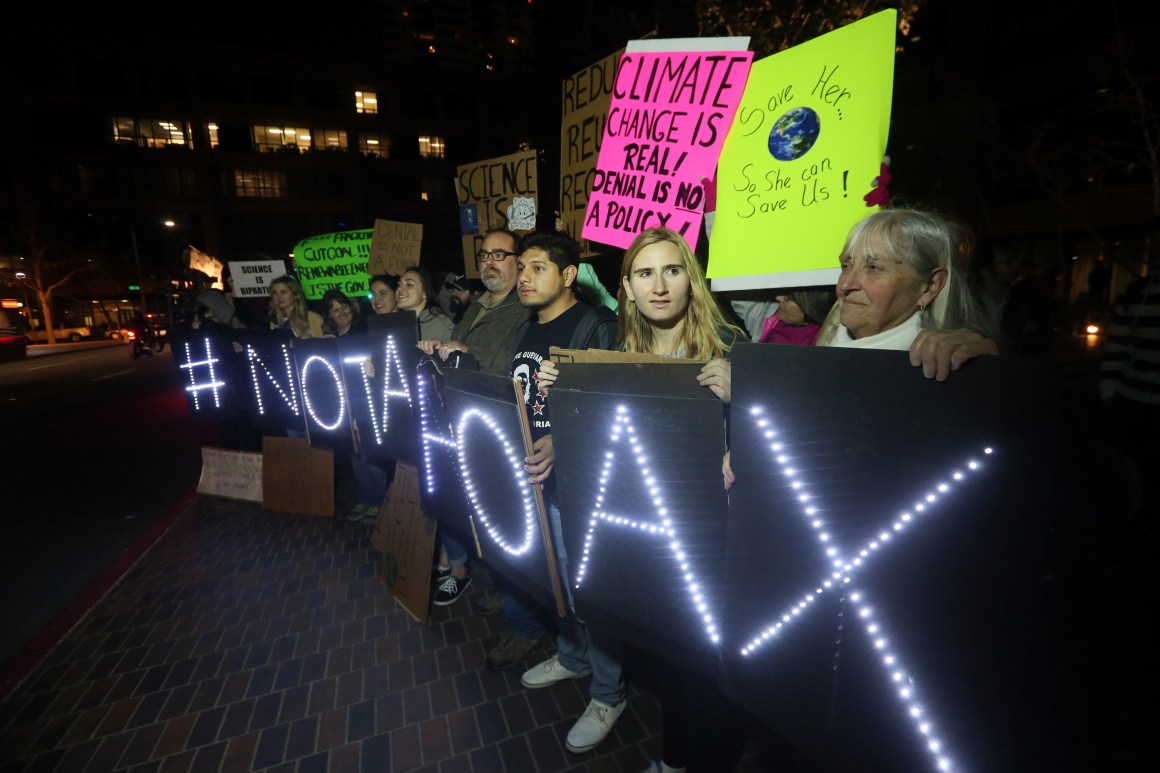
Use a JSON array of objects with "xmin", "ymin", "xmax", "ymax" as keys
[
  {"xmin": 355, "ymin": 90, "xmax": 378, "ymax": 114},
  {"xmin": 313, "ymin": 129, "xmax": 348, "ymax": 152},
  {"xmin": 359, "ymin": 133, "xmax": 391, "ymax": 158},
  {"xmin": 207, "ymin": 122, "xmax": 220, "ymax": 149},
  {"xmin": 253, "ymin": 125, "xmax": 311, "ymax": 153},
  {"xmin": 418, "ymin": 135, "xmax": 445, "ymax": 159},
  {"xmin": 232, "ymin": 170, "xmax": 287, "ymax": 198},
  {"xmin": 112, "ymin": 117, "xmax": 193, "ymax": 149}
]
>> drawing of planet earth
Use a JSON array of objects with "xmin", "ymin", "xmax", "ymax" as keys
[{"xmin": 768, "ymin": 106, "xmax": 821, "ymax": 161}]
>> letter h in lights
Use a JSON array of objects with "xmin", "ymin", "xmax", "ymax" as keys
[
  {"xmin": 572, "ymin": 405, "xmax": 723, "ymax": 645},
  {"xmin": 738, "ymin": 405, "xmax": 994, "ymax": 773},
  {"xmin": 179, "ymin": 337, "xmax": 227, "ymax": 411}
]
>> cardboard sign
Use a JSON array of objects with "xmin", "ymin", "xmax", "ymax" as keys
[
  {"xmin": 368, "ymin": 219, "xmax": 422, "ymax": 277},
  {"xmin": 261, "ymin": 436, "xmax": 334, "ymax": 517},
  {"xmin": 709, "ymin": 11, "xmax": 896, "ymax": 290},
  {"xmin": 560, "ymin": 48, "xmax": 623, "ymax": 257},
  {"xmin": 290, "ymin": 229, "xmax": 374, "ymax": 300},
  {"xmin": 549, "ymin": 346, "xmax": 703, "ymax": 365},
  {"xmin": 582, "ymin": 47, "xmax": 754, "ymax": 252},
  {"xmin": 197, "ymin": 447, "xmax": 263, "ymax": 502},
  {"xmin": 455, "ymin": 149, "xmax": 538, "ymax": 278},
  {"xmin": 720, "ymin": 343, "xmax": 1057, "ymax": 771},
  {"xmin": 372, "ymin": 461, "xmax": 438, "ymax": 624},
  {"xmin": 227, "ymin": 260, "xmax": 288, "ymax": 298}
]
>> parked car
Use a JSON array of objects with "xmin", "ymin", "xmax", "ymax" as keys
[
  {"xmin": 0, "ymin": 325, "xmax": 28, "ymax": 361},
  {"xmin": 24, "ymin": 323, "xmax": 90, "ymax": 343}
]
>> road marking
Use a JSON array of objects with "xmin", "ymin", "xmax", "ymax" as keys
[
  {"xmin": 92, "ymin": 369, "xmax": 135, "ymax": 381},
  {"xmin": 27, "ymin": 362, "xmax": 68, "ymax": 371}
]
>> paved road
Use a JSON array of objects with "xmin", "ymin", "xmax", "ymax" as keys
[{"xmin": 0, "ymin": 344, "xmax": 207, "ymax": 668}]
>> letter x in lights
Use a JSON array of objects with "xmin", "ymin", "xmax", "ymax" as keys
[
  {"xmin": 455, "ymin": 409, "xmax": 539, "ymax": 556},
  {"xmin": 738, "ymin": 405, "xmax": 993, "ymax": 773},
  {"xmin": 179, "ymin": 337, "xmax": 226, "ymax": 411},
  {"xmin": 573, "ymin": 406, "xmax": 722, "ymax": 645}
]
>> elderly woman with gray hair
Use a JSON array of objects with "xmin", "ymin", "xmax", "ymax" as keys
[{"xmin": 815, "ymin": 207, "xmax": 996, "ymax": 356}]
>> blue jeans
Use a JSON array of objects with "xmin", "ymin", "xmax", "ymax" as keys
[
  {"xmin": 351, "ymin": 454, "xmax": 389, "ymax": 507},
  {"xmin": 441, "ymin": 528, "xmax": 469, "ymax": 569},
  {"xmin": 505, "ymin": 501, "xmax": 625, "ymax": 706}
]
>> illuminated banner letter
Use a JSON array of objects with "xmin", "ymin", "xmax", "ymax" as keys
[
  {"xmin": 357, "ymin": 312, "xmax": 421, "ymax": 465},
  {"xmin": 443, "ymin": 369, "xmax": 565, "ymax": 615},
  {"xmin": 560, "ymin": 48, "xmax": 622, "ymax": 257},
  {"xmin": 170, "ymin": 330, "xmax": 236, "ymax": 420},
  {"xmin": 709, "ymin": 10, "xmax": 896, "ymax": 290},
  {"xmin": 293, "ymin": 337, "xmax": 354, "ymax": 449},
  {"xmin": 582, "ymin": 47, "xmax": 753, "ymax": 252},
  {"xmin": 238, "ymin": 329, "xmax": 303, "ymax": 432},
  {"xmin": 550, "ymin": 363, "xmax": 728, "ymax": 667},
  {"xmin": 290, "ymin": 228, "xmax": 374, "ymax": 301},
  {"xmin": 721, "ymin": 342, "xmax": 1058, "ymax": 771},
  {"xmin": 368, "ymin": 219, "xmax": 423, "ymax": 277},
  {"xmin": 415, "ymin": 357, "xmax": 477, "ymax": 536},
  {"xmin": 455, "ymin": 149, "xmax": 538, "ymax": 279}
]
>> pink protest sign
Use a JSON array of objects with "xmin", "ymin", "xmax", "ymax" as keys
[{"xmin": 582, "ymin": 50, "xmax": 753, "ymax": 251}]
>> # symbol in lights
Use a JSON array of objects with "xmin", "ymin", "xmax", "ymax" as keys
[
  {"xmin": 739, "ymin": 406, "xmax": 994, "ymax": 773},
  {"xmin": 573, "ymin": 405, "xmax": 723, "ymax": 645},
  {"xmin": 180, "ymin": 337, "xmax": 226, "ymax": 411}
]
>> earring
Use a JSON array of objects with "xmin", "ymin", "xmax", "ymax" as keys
[{"xmin": 918, "ymin": 304, "xmax": 927, "ymax": 311}]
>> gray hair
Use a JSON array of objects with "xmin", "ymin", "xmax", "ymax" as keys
[{"xmin": 840, "ymin": 208, "xmax": 994, "ymax": 336}]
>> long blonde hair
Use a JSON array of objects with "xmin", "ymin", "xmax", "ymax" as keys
[
  {"xmin": 617, "ymin": 228, "xmax": 741, "ymax": 359},
  {"xmin": 269, "ymin": 276, "xmax": 313, "ymax": 338}
]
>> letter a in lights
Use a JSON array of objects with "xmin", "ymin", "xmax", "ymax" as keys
[
  {"xmin": 573, "ymin": 405, "xmax": 723, "ymax": 645},
  {"xmin": 739, "ymin": 405, "xmax": 994, "ymax": 773}
]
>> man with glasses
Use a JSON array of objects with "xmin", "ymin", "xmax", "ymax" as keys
[{"xmin": 418, "ymin": 228, "xmax": 530, "ymax": 607}]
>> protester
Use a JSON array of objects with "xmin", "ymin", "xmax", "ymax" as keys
[
  {"xmin": 369, "ymin": 274, "xmax": 399, "ymax": 315},
  {"xmin": 321, "ymin": 289, "xmax": 366, "ymax": 337},
  {"xmin": 418, "ymin": 228, "xmax": 531, "ymax": 608},
  {"xmin": 268, "ymin": 275, "xmax": 324, "ymax": 338},
  {"xmin": 477, "ymin": 231, "xmax": 620, "ymax": 754},
  {"xmin": 396, "ymin": 266, "xmax": 454, "ymax": 342},
  {"xmin": 755, "ymin": 287, "xmax": 836, "ymax": 346}
]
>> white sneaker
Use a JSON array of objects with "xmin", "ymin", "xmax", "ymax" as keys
[
  {"xmin": 520, "ymin": 654, "xmax": 591, "ymax": 689},
  {"xmin": 565, "ymin": 698, "xmax": 626, "ymax": 753},
  {"xmin": 638, "ymin": 762, "xmax": 686, "ymax": 773}
]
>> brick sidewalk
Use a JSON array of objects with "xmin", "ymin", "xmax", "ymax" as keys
[{"xmin": 0, "ymin": 496, "xmax": 677, "ymax": 772}]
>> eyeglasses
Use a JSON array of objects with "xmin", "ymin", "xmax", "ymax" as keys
[{"xmin": 476, "ymin": 250, "xmax": 515, "ymax": 264}]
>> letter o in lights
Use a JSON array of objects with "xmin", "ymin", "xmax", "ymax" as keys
[
  {"xmin": 300, "ymin": 355, "xmax": 346, "ymax": 431},
  {"xmin": 456, "ymin": 409, "xmax": 537, "ymax": 556}
]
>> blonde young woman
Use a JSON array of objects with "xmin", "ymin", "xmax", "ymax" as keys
[{"xmin": 268, "ymin": 275, "xmax": 324, "ymax": 338}]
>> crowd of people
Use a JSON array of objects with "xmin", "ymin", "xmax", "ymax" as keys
[{"xmin": 173, "ymin": 194, "xmax": 1158, "ymax": 770}]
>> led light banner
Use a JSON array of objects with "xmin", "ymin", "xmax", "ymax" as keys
[
  {"xmin": 368, "ymin": 219, "xmax": 423, "ymax": 277},
  {"xmin": 168, "ymin": 327, "xmax": 243, "ymax": 420},
  {"xmin": 721, "ymin": 343, "xmax": 1057, "ymax": 771},
  {"xmin": 560, "ymin": 47, "xmax": 623, "ymax": 257},
  {"xmin": 456, "ymin": 149, "xmax": 538, "ymax": 279},
  {"xmin": 415, "ymin": 357, "xmax": 475, "ymax": 539},
  {"xmin": 291, "ymin": 228, "xmax": 374, "ymax": 300},
  {"xmin": 236, "ymin": 329, "xmax": 305, "ymax": 431},
  {"xmin": 582, "ymin": 48, "xmax": 753, "ymax": 252},
  {"xmin": 358, "ymin": 313, "xmax": 423, "ymax": 465},
  {"xmin": 550, "ymin": 363, "xmax": 728, "ymax": 672},
  {"xmin": 227, "ymin": 259, "xmax": 288, "ymax": 298},
  {"xmin": 292, "ymin": 337, "xmax": 356, "ymax": 450},
  {"xmin": 442, "ymin": 368, "xmax": 566, "ymax": 615},
  {"xmin": 708, "ymin": 11, "xmax": 896, "ymax": 291}
]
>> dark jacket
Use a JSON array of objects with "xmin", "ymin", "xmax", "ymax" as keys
[
  {"xmin": 453, "ymin": 290, "xmax": 530, "ymax": 377},
  {"xmin": 509, "ymin": 301, "xmax": 618, "ymax": 361}
]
